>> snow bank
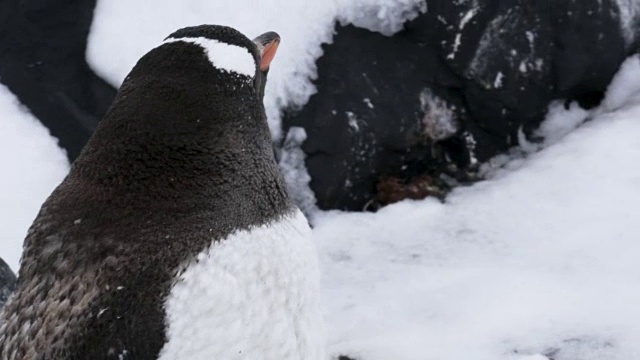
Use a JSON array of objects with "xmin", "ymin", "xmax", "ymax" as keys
[
  {"xmin": 87, "ymin": 0, "xmax": 424, "ymax": 139},
  {"xmin": 0, "ymin": 85, "xmax": 69, "ymax": 272},
  {"xmin": 316, "ymin": 57, "xmax": 640, "ymax": 359}
]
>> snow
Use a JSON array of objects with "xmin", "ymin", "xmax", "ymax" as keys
[
  {"xmin": 279, "ymin": 128, "xmax": 318, "ymax": 216},
  {"xmin": 0, "ymin": 1, "xmax": 639, "ymax": 359},
  {"xmin": 447, "ymin": 6, "xmax": 478, "ymax": 60},
  {"xmin": 160, "ymin": 209, "xmax": 324, "ymax": 360},
  {"xmin": 419, "ymin": 89, "xmax": 459, "ymax": 141},
  {"xmin": 519, "ymin": 61, "xmax": 528, "ymax": 73},
  {"xmin": 615, "ymin": 0, "xmax": 640, "ymax": 45},
  {"xmin": 494, "ymin": 71, "xmax": 504, "ymax": 88},
  {"xmin": 534, "ymin": 101, "xmax": 590, "ymax": 146},
  {"xmin": 363, "ymin": 98, "xmax": 374, "ymax": 109},
  {"xmin": 600, "ymin": 55, "xmax": 640, "ymax": 113},
  {"xmin": 315, "ymin": 56, "xmax": 640, "ymax": 359},
  {"xmin": 447, "ymin": 34, "xmax": 462, "ymax": 60},
  {"xmin": 459, "ymin": 8, "xmax": 478, "ymax": 30},
  {"xmin": 163, "ymin": 37, "xmax": 256, "ymax": 77},
  {"xmin": 0, "ymin": 85, "xmax": 69, "ymax": 273}
]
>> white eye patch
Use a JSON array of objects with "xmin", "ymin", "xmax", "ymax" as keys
[{"xmin": 163, "ymin": 37, "xmax": 256, "ymax": 77}]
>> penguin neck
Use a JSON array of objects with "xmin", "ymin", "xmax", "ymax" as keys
[{"xmin": 68, "ymin": 75, "xmax": 291, "ymax": 217}]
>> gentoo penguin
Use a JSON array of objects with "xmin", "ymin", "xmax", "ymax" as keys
[{"xmin": 0, "ymin": 25, "xmax": 324, "ymax": 359}]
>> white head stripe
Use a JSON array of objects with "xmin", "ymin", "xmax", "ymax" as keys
[{"xmin": 163, "ymin": 37, "xmax": 256, "ymax": 77}]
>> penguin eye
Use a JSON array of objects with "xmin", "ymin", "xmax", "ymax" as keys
[{"xmin": 164, "ymin": 37, "xmax": 256, "ymax": 78}]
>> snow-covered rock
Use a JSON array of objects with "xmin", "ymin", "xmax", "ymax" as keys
[
  {"xmin": 0, "ymin": 0, "xmax": 116, "ymax": 160},
  {"xmin": 286, "ymin": 0, "xmax": 638, "ymax": 210}
]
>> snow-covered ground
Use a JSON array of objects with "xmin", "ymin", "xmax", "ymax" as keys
[
  {"xmin": 316, "ymin": 56, "xmax": 640, "ymax": 360},
  {"xmin": 1, "ymin": 1, "xmax": 640, "ymax": 359},
  {"xmin": 0, "ymin": 85, "xmax": 69, "ymax": 273}
]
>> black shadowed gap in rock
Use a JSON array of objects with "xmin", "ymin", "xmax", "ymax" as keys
[
  {"xmin": 0, "ymin": 0, "xmax": 117, "ymax": 161},
  {"xmin": 283, "ymin": 0, "xmax": 636, "ymax": 211}
]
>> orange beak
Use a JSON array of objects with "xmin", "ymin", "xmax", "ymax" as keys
[
  {"xmin": 253, "ymin": 31, "xmax": 281, "ymax": 72},
  {"xmin": 259, "ymin": 38, "xmax": 280, "ymax": 72}
]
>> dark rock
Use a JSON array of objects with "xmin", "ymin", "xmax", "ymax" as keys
[
  {"xmin": 284, "ymin": 24, "xmax": 473, "ymax": 210},
  {"xmin": 375, "ymin": 174, "xmax": 445, "ymax": 209},
  {"xmin": 284, "ymin": 0, "xmax": 636, "ymax": 211},
  {"xmin": 0, "ymin": 258, "xmax": 16, "ymax": 308},
  {"xmin": 0, "ymin": 0, "xmax": 117, "ymax": 161}
]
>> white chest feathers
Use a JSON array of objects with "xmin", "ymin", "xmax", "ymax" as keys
[{"xmin": 159, "ymin": 209, "xmax": 325, "ymax": 360}]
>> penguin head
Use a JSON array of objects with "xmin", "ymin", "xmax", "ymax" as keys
[
  {"xmin": 75, "ymin": 25, "xmax": 285, "ymax": 192},
  {"xmin": 165, "ymin": 25, "xmax": 279, "ymax": 101},
  {"xmin": 96, "ymin": 24, "xmax": 282, "ymax": 149},
  {"xmin": 129, "ymin": 25, "xmax": 279, "ymax": 102},
  {"xmin": 250, "ymin": 31, "xmax": 281, "ymax": 100},
  {"xmin": 164, "ymin": 25, "xmax": 279, "ymax": 101}
]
